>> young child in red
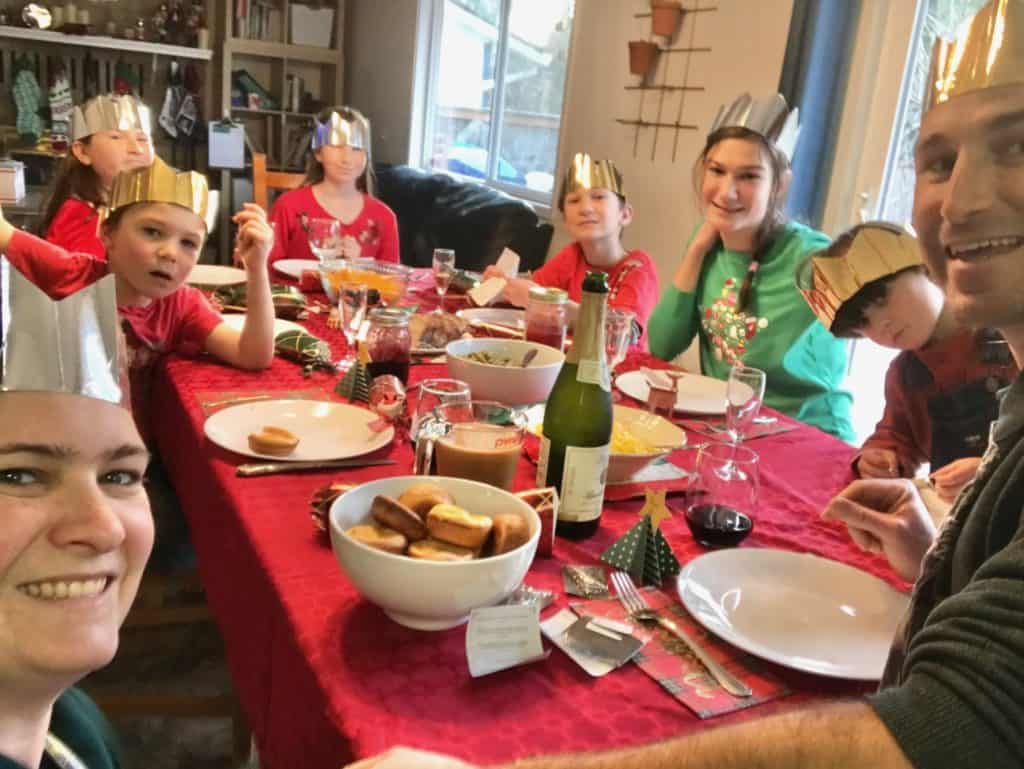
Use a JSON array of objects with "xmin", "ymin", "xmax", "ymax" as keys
[
  {"xmin": 38, "ymin": 93, "xmax": 154, "ymax": 260},
  {"xmin": 484, "ymin": 153, "xmax": 658, "ymax": 339},
  {"xmin": 266, "ymin": 106, "xmax": 399, "ymax": 269}
]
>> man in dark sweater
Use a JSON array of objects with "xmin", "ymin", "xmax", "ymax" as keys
[{"xmin": 345, "ymin": 2, "xmax": 1024, "ymax": 768}]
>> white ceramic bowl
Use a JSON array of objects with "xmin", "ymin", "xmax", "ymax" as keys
[
  {"xmin": 445, "ymin": 338, "xmax": 564, "ymax": 406},
  {"xmin": 607, "ymin": 404, "xmax": 686, "ymax": 483},
  {"xmin": 329, "ymin": 476, "xmax": 540, "ymax": 630}
]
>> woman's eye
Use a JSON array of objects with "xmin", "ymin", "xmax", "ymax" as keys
[
  {"xmin": 0, "ymin": 468, "xmax": 39, "ymax": 486},
  {"xmin": 101, "ymin": 470, "xmax": 143, "ymax": 487}
]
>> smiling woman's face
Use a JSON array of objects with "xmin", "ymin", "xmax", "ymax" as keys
[
  {"xmin": 700, "ymin": 137, "xmax": 775, "ymax": 242},
  {"xmin": 0, "ymin": 393, "xmax": 152, "ymax": 693}
]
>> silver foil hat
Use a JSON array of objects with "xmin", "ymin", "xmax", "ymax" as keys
[
  {"xmin": 71, "ymin": 94, "xmax": 152, "ymax": 142},
  {"xmin": 1, "ymin": 259, "xmax": 123, "ymax": 405},
  {"xmin": 311, "ymin": 108, "xmax": 370, "ymax": 151},
  {"xmin": 709, "ymin": 93, "xmax": 800, "ymax": 162}
]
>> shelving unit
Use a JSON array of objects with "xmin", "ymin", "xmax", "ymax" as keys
[{"xmin": 0, "ymin": 26, "xmax": 213, "ymax": 60}]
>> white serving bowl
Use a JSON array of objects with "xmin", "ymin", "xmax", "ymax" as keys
[
  {"xmin": 607, "ymin": 404, "xmax": 687, "ymax": 483},
  {"xmin": 445, "ymin": 338, "xmax": 564, "ymax": 406},
  {"xmin": 329, "ymin": 476, "xmax": 540, "ymax": 630}
]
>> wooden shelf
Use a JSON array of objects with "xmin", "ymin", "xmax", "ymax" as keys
[
  {"xmin": 225, "ymin": 37, "xmax": 340, "ymax": 64},
  {"xmin": 231, "ymin": 107, "xmax": 315, "ymax": 118},
  {"xmin": 0, "ymin": 25, "xmax": 213, "ymax": 60},
  {"xmin": 616, "ymin": 118, "xmax": 698, "ymax": 130},
  {"xmin": 625, "ymin": 85, "xmax": 705, "ymax": 92}
]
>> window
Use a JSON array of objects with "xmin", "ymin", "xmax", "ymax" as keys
[{"xmin": 422, "ymin": 0, "xmax": 574, "ymax": 202}]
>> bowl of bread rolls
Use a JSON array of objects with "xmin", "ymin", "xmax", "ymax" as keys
[{"xmin": 329, "ymin": 476, "xmax": 540, "ymax": 630}]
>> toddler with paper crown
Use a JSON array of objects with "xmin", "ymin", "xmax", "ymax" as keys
[
  {"xmin": 38, "ymin": 93, "xmax": 155, "ymax": 260},
  {"xmin": 482, "ymin": 153, "xmax": 659, "ymax": 339},
  {"xmin": 799, "ymin": 221, "xmax": 1017, "ymax": 500}
]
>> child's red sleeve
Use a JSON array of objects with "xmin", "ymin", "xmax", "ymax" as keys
[{"xmin": 6, "ymin": 229, "xmax": 108, "ymax": 299}]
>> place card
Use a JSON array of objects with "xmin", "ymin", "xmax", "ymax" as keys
[
  {"xmin": 465, "ymin": 605, "xmax": 547, "ymax": 678},
  {"xmin": 563, "ymin": 615, "xmax": 644, "ymax": 668}
]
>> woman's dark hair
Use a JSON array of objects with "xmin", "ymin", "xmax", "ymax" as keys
[
  {"xmin": 693, "ymin": 126, "xmax": 791, "ymax": 314},
  {"xmin": 37, "ymin": 137, "xmax": 106, "ymax": 235},
  {"xmin": 301, "ymin": 106, "xmax": 377, "ymax": 196}
]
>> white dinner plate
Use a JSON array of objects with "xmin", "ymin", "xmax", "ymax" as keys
[
  {"xmin": 456, "ymin": 308, "xmax": 526, "ymax": 332},
  {"xmin": 204, "ymin": 399, "xmax": 394, "ymax": 461},
  {"xmin": 218, "ymin": 314, "xmax": 308, "ymax": 339},
  {"xmin": 273, "ymin": 259, "xmax": 320, "ymax": 280},
  {"xmin": 615, "ymin": 369, "xmax": 728, "ymax": 415},
  {"xmin": 677, "ymin": 549, "xmax": 910, "ymax": 680},
  {"xmin": 187, "ymin": 264, "xmax": 247, "ymax": 287}
]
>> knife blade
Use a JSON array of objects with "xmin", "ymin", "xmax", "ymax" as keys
[{"xmin": 236, "ymin": 458, "xmax": 398, "ymax": 477}]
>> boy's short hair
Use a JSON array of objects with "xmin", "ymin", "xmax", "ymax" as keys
[{"xmin": 830, "ymin": 264, "xmax": 927, "ymax": 338}]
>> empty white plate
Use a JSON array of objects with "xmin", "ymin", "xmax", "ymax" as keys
[
  {"xmin": 615, "ymin": 369, "xmax": 728, "ymax": 415},
  {"xmin": 187, "ymin": 264, "xmax": 247, "ymax": 287},
  {"xmin": 204, "ymin": 399, "xmax": 394, "ymax": 461},
  {"xmin": 218, "ymin": 314, "xmax": 307, "ymax": 339},
  {"xmin": 273, "ymin": 259, "xmax": 320, "ymax": 280},
  {"xmin": 677, "ymin": 549, "xmax": 909, "ymax": 680}
]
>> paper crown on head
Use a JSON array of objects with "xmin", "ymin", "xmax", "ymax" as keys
[
  {"xmin": 105, "ymin": 156, "xmax": 217, "ymax": 232},
  {"xmin": 71, "ymin": 94, "xmax": 152, "ymax": 142},
  {"xmin": 925, "ymin": 0, "xmax": 1024, "ymax": 111},
  {"xmin": 558, "ymin": 153, "xmax": 624, "ymax": 206},
  {"xmin": 311, "ymin": 108, "xmax": 370, "ymax": 151},
  {"xmin": 1, "ymin": 259, "xmax": 123, "ymax": 405},
  {"xmin": 709, "ymin": 92, "xmax": 800, "ymax": 162},
  {"xmin": 797, "ymin": 222, "xmax": 923, "ymax": 330}
]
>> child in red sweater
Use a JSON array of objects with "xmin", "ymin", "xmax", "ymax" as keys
[{"xmin": 266, "ymin": 106, "xmax": 400, "ymax": 269}]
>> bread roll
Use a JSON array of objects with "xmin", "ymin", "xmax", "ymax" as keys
[
  {"xmin": 248, "ymin": 425, "xmax": 300, "ymax": 457},
  {"xmin": 371, "ymin": 495, "xmax": 428, "ymax": 541},
  {"xmin": 346, "ymin": 524, "xmax": 407, "ymax": 555},
  {"xmin": 407, "ymin": 537, "xmax": 475, "ymax": 562},
  {"xmin": 397, "ymin": 483, "xmax": 454, "ymax": 520},
  {"xmin": 426, "ymin": 503, "xmax": 493, "ymax": 549},
  {"xmin": 489, "ymin": 513, "xmax": 530, "ymax": 556}
]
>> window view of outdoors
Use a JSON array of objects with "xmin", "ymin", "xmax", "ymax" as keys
[{"xmin": 426, "ymin": 0, "xmax": 574, "ymax": 197}]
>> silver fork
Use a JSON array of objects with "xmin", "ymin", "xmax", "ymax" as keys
[{"xmin": 611, "ymin": 571, "xmax": 753, "ymax": 697}]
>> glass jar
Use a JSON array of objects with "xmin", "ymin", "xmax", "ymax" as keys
[
  {"xmin": 525, "ymin": 286, "xmax": 568, "ymax": 351},
  {"xmin": 366, "ymin": 308, "xmax": 411, "ymax": 384}
]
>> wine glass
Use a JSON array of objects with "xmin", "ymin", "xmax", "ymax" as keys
[
  {"xmin": 337, "ymin": 281, "xmax": 368, "ymax": 367},
  {"xmin": 432, "ymin": 248, "xmax": 456, "ymax": 313},
  {"xmin": 410, "ymin": 378, "xmax": 471, "ymax": 442},
  {"xmin": 605, "ymin": 308, "xmax": 635, "ymax": 372},
  {"xmin": 686, "ymin": 442, "xmax": 759, "ymax": 548},
  {"xmin": 307, "ymin": 218, "xmax": 342, "ymax": 262},
  {"xmin": 726, "ymin": 365, "xmax": 766, "ymax": 443}
]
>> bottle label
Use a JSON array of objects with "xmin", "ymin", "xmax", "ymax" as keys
[
  {"xmin": 558, "ymin": 444, "xmax": 610, "ymax": 522},
  {"xmin": 577, "ymin": 359, "xmax": 611, "ymax": 392}
]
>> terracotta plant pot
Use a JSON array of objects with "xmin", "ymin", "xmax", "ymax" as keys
[
  {"xmin": 651, "ymin": 0, "xmax": 683, "ymax": 38},
  {"xmin": 628, "ymin": 40, "xmax": 660, "ymax": 76}
]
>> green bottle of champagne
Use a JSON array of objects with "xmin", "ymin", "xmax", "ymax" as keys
[{"xmin": 537, "ymin": 271, "xmax": 613, "ymax": 539}]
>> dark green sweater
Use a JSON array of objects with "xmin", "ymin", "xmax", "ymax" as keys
[
  {"xmin": 869, "ymin": 376, "xmax": 1024, "ymax": 767},
  {"xmin": 0, "ymin": 689, "xmax": 120, "ymax": 769}
]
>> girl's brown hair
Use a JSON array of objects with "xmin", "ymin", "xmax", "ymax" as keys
[
  {"xmin": 36, "ymin": 137, "xmax": 106, "ymax": 235},
  {"xmin": 694, "ymin": 126, "xmax": 791, "ymax": 313},
  {"xmin": 301, "ymin": 106, "xmax": 377, "ymax": 196}
]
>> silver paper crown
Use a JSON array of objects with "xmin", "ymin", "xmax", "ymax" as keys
[
  {"xmin": 709, "ymin": 93, "xmax": 800, "ymax": 161},
  {"xmin": 311, "ymin": 108, "xmax": 371, "ymax": 151},
  {"xmin": 71, "ymin": 94, "xmax": 152, "ymax": 142},
  {"xmin": 1, "ymin": 258, "xmax": 123, "ymax": 405}
]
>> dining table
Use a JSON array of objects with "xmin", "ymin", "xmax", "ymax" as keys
[{"xmin": 150, "ymin": 267, "xmax": 904, "ymax": 768}]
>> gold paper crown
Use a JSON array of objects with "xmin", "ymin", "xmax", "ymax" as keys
[
  {"xmin": 797, "ymin": 222, "xmax": 923, "ymax": 330},
  {"xmin": 925, "ymin": 0, "xmax": 1024, "ymax": 111},
  {"xmin": 558, "ymin": 153, "xmax": 624, "ymax": 209},
  {"xmin": 106, "ymin": 156, "xmax": 216, "ymax": 232},
  {"xmin": 71, "ymin": 94, "xmax": 152, "ymax": 142},
  {"xmin": 710, "ymin": 92, "xmax": 800, "ymax": 161},
  {"xmin": 311, "ymin": 107, "xmax": 371, "ymax": 151}
]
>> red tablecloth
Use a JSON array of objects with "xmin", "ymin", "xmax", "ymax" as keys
[{"xmin": 151, "ymin": 278, "xmax": 901, "ymax": 768}]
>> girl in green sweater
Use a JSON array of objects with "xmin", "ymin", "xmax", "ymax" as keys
[{"xmin": 648, "ymin": 93, "xmax": 853, "ymax": 441}]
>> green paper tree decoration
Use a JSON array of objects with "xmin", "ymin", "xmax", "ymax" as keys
[
  {"xmin": 335, "ymin": 360, "xmax": 371, "ymax": 403},
  {"xmin": 601, "ymin": 516, "xmax": 681, "ymax": 586}
]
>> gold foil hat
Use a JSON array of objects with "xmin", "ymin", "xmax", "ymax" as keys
[
  {"xmin": 557, "ymin": 153, "xmax": 625, "ymax": 209},
  {"xmin": 925, "ymin": 0, "xmax": 1024, "ymax": 111},
  {"xmin": 1, "ymin": 259, "xmax": 123, "ymax": 405},
  {"xmin": 797, "ymin": 222, "xmax": 923, "ymax": 330},
  {"xmin": 709, "ymin": 93, "xmax": 800, "ymax": 161},
  {"xmin": 71, "ymin": 94, "xmax": 152, "ymax": 141},
  {"xmin": 105, "ymin": 156, "xmax": 217, "ymax": 232},
  {"xmin": 311, "ymin": 107, "xmax": 371, "ymax": 151}
]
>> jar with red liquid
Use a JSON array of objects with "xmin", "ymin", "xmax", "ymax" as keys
[
  {"xmin": 525, "ymin": 286, "xmax": 568, "ymax": 351},
  {"xmin": 366, "ymin": 308, "xmax": 411, "ymax": 384}
]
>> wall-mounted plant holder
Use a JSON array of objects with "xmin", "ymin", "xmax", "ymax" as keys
[
  {"xmin": 650, "ymin": 0, "xmax": 683, "ymax": 39},
  {"xmin": 628, "ymin": 40, "xmax": 660, "ymax": 77}
]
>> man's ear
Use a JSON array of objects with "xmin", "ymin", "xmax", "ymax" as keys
[{"xmin": 71, "ymin": 140, "xmax": 93, "ymax": 167}]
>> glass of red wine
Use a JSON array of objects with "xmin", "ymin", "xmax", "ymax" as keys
[{"xmin": 686, "ymin": 442, "xmax": 759, "ymax": 548}]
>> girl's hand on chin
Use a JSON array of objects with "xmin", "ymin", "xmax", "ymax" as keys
[{"xmin": 690, "ymin": 220, "xmax": 721, "ymax": 257}]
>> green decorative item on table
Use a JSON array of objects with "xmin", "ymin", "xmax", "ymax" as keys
[
  {"xmin": 600, "ymin": 491, "xmax": 681, "ymax": 586},
  {"xmin": 275, "ymin": 329, "xmax": 335, "ymax": 376},
  {"xmin": 335, "ymin": 359, "xmax": 372, "ymax": 403},
  {"xmin": 216, "ymin": 283, "xmax": 307, "ymax": 319}
]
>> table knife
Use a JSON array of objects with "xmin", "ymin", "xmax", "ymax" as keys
[{"xmin": 237, "ymin": 458, "xmax": 398, "ymax": 477}]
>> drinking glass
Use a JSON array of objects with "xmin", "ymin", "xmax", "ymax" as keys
[
  {"xmin": 337, "ymin": 281, "xmax": 368, "ymax": 366},
  {"xmin": 410, "ymin": 378, "xmax": 471, "ymax": 441},
  {"xmin": 726, "ymin": 365, "xmax": 766, "ymax": 443},
  {"xmin": 307, "ymin": 217, "xmax": 342, "ymax": 262},
  {"xmin": 432, "ymin": 248, "xmax": 456, "ymax": 313},
  {"xmin": 431, "ymin": 400, "xmax": 526, "ymax": 490},
  {"xmin": 686, "ymin": 442, "xmax": 759, "ymax": 548},
  {"xmin": 605, "ymin": 308, "xmax": 635, "ymax": 372}
]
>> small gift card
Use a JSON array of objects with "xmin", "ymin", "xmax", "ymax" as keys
[
  {"xmin": 541, "ymin": 609, "xmax": 644, "ymax": 677},
  {"xmin": 466, "ymin": 604, "xmax": 547, "ymax": 678},
  {"xmin": 563, "ymin": 615, "xmax": 644, "ymax": 668}
]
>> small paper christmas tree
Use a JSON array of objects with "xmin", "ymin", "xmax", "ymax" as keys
[
  {"xmin": 335, "ymin": 360, "xmax": 371, "ymax": 403},
  {"xmin": 600, "ymin": 490, "xmax": 680, "ymax": 586}
]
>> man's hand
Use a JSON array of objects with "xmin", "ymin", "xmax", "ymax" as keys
[
  {"xmin": 855, "ymin": 448, "xmax": 900, "ymax": 479},
  {"xmin": 232, "ymin": 203, "xmax": 273, "ymax": 271},
  {"xmin": 345, "ymin": 747, "xmax": 476, "ymax": 769},
  {"xmin": 821, "ymin": 478, "xmax": 937, "ymax": 581},
  {"xmin": 930, "ymin": 456, "xmax": 981, "ymax": 502}
]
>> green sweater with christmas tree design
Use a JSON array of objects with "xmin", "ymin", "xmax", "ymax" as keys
[{"xmin": 648, "ymin": 221, "xmax": 854, "ymax": 442}]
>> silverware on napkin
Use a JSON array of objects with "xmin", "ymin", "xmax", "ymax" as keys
[{"xmin": 236, "ymin": 458, "xmax": 398, "ymax": 477}]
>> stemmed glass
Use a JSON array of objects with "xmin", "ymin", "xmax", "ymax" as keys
[
  {"xmin": 686, "ymin": 442, "xmax": 759, "ymax": 548},
  {"xmin": 726, "ymin": 365, "xmax": 767, "ymax": 443},
  {"xmin": 432, "ymin": 248, "xmax": 456, "ymax": 313},
  {"xmin": 307, "ymin": 218, "xmax": 342, "ymax": 262},
  {"xmin": 337, "ymin": 281, "xmax": 368, "ymax": 367},
  {"xmin": 605, "ymin": 308, "xmax": 635, "ymax": 373}
]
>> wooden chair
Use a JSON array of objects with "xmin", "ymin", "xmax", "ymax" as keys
[{"xmin": 252, "ymin": 152, "xmax": 305, "ymax": 211}]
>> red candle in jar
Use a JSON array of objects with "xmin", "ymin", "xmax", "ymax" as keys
[
  {"xmin": 525, "ymin": 286, "xmax": 568, "ymax": 352},
  {"xmin": 366, "ymin": 308, "xmax": 411, "ymax": 384}
]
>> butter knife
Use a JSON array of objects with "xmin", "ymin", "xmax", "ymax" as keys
[{"xmin": 237, "ymin": 458, "xmax": 397, "ymax": 477}]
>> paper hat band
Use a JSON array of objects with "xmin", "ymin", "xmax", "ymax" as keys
[
  {"xmin": 559, "ymin": 153, "xmax": 624, "ymax": 202},
  {"xmin": 311, "ymin": 108, "xmax": 370, "ymax": 151},
  {"xmin": 1, "ymin": 259, "xmax": 123, "ymax": 405},
  {"xmin": 709, "ymin": 92, "xmax": 800, "ymax": 162},
  {"xmin": 106, "ymin": 156, "xmax": 216, "ymax": 232},
  {"xmin": 798, "ymin": 222, "xmax": 923, "ymax": 330},
  {"xmin": 926, "ymin": 0, "xmax": 1024, "ymax": 111},
  {"xmin": 71, "ymin": 94, "xmax": 152, "ymax": 142}
]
